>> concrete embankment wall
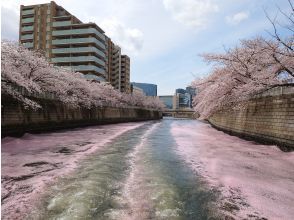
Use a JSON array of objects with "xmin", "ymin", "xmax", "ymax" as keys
[
  {"xmin": 208, "ymin": 86, "xmax": 294, "ymax": 149},
  {"xmin": 2, "ymin": 97, "xmax": 162, "ymax": 137}
]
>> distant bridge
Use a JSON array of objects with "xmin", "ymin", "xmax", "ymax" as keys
[{"xmin": 162, "ymin": 109, "xmax": 198, "ymax": 119}]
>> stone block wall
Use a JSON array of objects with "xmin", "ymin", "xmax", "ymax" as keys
[
  {"xmin": 1, "ymin": 96, "xmax": 162, "ymax": 137},
  {"xmin": 209, "ymin": 86, "xmax": 294, "ymax": 148}
]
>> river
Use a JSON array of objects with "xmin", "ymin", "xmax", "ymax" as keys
[{"xmin": 2, "ymin": 118, "xmax": 294, "ymax": 220}]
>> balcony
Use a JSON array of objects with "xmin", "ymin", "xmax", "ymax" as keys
[
  {"xmin": 22, "ymin": 42, "xmax": 34, "ymax": 48},
  {"xmin": 21, "ymin": 34, "xmax": 34, "ymax": 40},
  {"xmin": 51, "ymin": 56, "xmax": 105, "ymax": 67},
  {"xmin": 52, "ymin": 37, "xmax": 105, "ymax": 50},
  {"xmin": 52, "ymin": 28, "xmax": 105, "ymax": 41},
  {"xmin": 84, "ymin": 74, "xmax": 106, "ymax": 82},
  {"xmin": 72, "ymin": 65, "xmax": 106, "ymax": 75},
  {"xmin": 22, "ymin": 17, "xmax": 34, "ymax": 24},
  {"xmin": 21, "ymin": 26, "xmax": 34, "ymax": 32},
  {"xmin": 52, "ymin": 21, "xmax": 72, "ymax": 27},
  {"xmin": 51, "ymin": 47, "xmax": 106, "ymax": 59},
  {"xmin": 22, "ymin": 9, "xmax": 34, "ymax": 15}
]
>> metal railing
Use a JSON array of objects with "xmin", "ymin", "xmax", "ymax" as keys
[
  {"xmin": 51, "ymin": 46, "xmax": 106, "ymax": 59},
  {"xmin": 52, "ymin": 28, "xmax": 105, "ymax": 42},
  {"xmin": 22, "ymin": 9, "xmax": 34, "ymax": 15}
]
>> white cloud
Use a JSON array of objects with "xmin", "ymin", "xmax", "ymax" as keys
[
  {"xmin": 226, "ymin": 11, "xmax": 249, "ymax": 25},
  {"xmin": 99, "ymin": 17, "xmax": 144, "ymax": 56},
  {"xmin": 162, "ymin": 0, "xmax": 219, "ymax": 28},
  {"xmin": 1, "ymin": 6, "xmax": 19, "ymax": 41}
]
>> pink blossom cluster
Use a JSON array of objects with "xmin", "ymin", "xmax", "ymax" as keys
[
  {"xmin": 191, "ymin": 8, "xmax": 294, "ymax": 119},
  {"xmin": 1, "ymin": 41, "xmax": 165, "ymax": 111}
]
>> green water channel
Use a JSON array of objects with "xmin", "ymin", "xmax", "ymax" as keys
[{"xmin": 30, "ymin": 120, "xmax": 220, "ymax": 220}]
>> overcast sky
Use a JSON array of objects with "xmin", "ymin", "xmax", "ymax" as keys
[{"xmin": 1, "ymin": 0, "xmax": 291, "ymax": 95}]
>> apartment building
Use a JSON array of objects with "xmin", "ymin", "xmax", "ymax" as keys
[
  {"xmin": 105, "ymin": 37, "xmax": 130, "ymax": 93},
  {"xmin": 120, "ymin": 55, "xmax": 130, "ymax": 93},
  {"xmin": 19, "ymin": 1, "xmax": 107, "ymax": 81},
  {"xmin": 111, "ymin": 44, "xmax": 122, "ymax": 91},
  {"xmin": 105, "ymin": 37, "xmax": 112, "ymax": 82}
]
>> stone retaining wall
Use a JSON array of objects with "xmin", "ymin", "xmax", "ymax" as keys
[
  {"xmin": 1, "ymin": 97, "xmax": 162, "ymax": 137},
  {"xmin": 209, "ymin": 86, "xmax": 294, "ymax": 149}
]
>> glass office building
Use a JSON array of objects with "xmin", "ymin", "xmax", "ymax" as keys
[{"xmin": 131, "ymin": 82, "xmax": 157, "ymax": 96}]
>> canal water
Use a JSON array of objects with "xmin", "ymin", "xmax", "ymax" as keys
[
  {"xmin": 29, "ymin": 119, "xmax": 220, "ymax": 220},
  {"xmin": 4, "ymin": 118, "xmax": 293, "ymax": 219}
]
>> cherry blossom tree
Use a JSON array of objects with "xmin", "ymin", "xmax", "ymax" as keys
[
  {"xmin": 263, "ymin": 0, "xmax": 294, "ymax": 79},
  {"xmin": 191, "ymin": 2, "xmax": 294, "ymax": 119},
  {"xmin": 1, "ymin": 41, "xmax": 164, "ymax": 111}
]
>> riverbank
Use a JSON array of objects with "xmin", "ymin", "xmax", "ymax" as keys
[
  {"xmin": 172, "ymin": 120, "xmax": 294, "ymax": 219},
  {"xmin": 208, "ymin": 86, "xmax": 294, "ymax": 149},
  {"xmin": 1, "ymin": 96, "xmax": 162, "ymax": 137}
]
